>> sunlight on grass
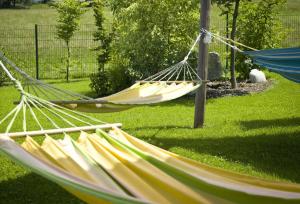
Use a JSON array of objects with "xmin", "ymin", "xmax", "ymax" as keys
[{"xmin": 0, "ymin": 74, "xmax": 299, "ymax": 203}]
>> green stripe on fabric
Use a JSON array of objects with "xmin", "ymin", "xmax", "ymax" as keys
[
  {"xmin": 0, "ymin": 143, "xmax": 147, "ymax": 204},
  {"xmin": 96, "ymin": 129, "xmax": 300, "ymax": 204}
]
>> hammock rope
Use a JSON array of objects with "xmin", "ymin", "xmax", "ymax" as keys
[
  {"xmin": 0, "ymin": 61, "xmax": 120, "ymax": 138},
  {"xmin": 0, "ymin": 32, "xmax": 203, "ymax": 111},
  {"xmin": 200, "ymin": 29, "xmax": 300, "ymax": 83},
  {"xmin": 201, "ymin": 29, "xmax": 258, "ymax": 52}
]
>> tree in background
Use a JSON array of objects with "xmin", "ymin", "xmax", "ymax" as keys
[
  {"xmin": 214, "ymin": 0, "xmax": 286, "ymax": 86},
  {"xmin": 236, "ymin": 0, "xmax": 286, "ymax": 79},
  {"xmin": 215, "ymin": 0, "xmax": 246, "ymax": 88},
  {"xmin": 103, "ymin": 0, "xmax": 199, "ymax": 94},
  {"xmin": 52, "ymin": 0, "xmax": 86, "ymax": 82},
  {"xmin": 89, "ymin": 0, "xmax": 113, "ymax": 96}
]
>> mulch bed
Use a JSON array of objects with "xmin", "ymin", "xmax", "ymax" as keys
[{"xmin": 206, "ymin": 80, "xmax": 273, "ymax": 98}]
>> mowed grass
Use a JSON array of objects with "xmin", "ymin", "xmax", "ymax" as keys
[
  {"xmin": 0, "ymin": 4, "xmax": 112, "ymax": 79},
  {"xmin": 0, "ymin": 73, "xmax": 299, "ymax": 203}
]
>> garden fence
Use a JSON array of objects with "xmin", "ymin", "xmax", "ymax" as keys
[
  {"xmin": 0, "ymin": 15, "xmax": 299, "ymax": 79},
  {"xmin": 0, "ymin": 24, "xmax": 98, "ymax": 79}
]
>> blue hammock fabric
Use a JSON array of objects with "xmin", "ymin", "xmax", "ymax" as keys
[{"xmin": 244, "ymin": 47, "xmax": 300, "ymax": 83}]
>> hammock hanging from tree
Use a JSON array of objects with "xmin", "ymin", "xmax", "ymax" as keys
[
  {"xmin": 243, "ymin": 48, "xmax": 300, "ymax": 83},
  {"xmin": 0, "ymin": 34, "xmax": 202, "ymax": 113},
  {"xmin": 1, "ymin": 59, "xmax": 300, "ymax": 204},
  {"xmin": 202, "ymin": 29, "xmax": 300, "ymax": 83}
]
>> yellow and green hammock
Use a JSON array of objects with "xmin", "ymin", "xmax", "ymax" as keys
[
  {"xmin": 0, "ymin": 50, "xmax": 201, "ymax": 113},
  {"xmin": 1, "ymin": 128, "xmax": 300, "ymax": 204}
]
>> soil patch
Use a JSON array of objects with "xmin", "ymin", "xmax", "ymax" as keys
[{"xmin": 206, "ymin": 80, "xmax": 273, "ymax": 98}]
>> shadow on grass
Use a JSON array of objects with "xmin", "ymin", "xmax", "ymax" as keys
[
  {"xmin": 240, "ymin": 117, "xmax": 300, "ymax": 130},
  {"xmin": 0, "ymin": 173, "xmax": 83, "ymax": 204},
  {"xmin": 139, "ymin": 130, "xmax": 300, "ymax": 183}
]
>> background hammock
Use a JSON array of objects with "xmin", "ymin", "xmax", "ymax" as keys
[
  {"xmin": 244, "ymin": 47, "xmax": 300, "ymax": 83},
  {"xmin": 0, "ymin": 34, "xmax": 202, "ymax": 113},
  {"xmin": 204, "ymin": 30, "xmax": 300, "ymax": 83},
  {"xmin": 1, "ymin": 72, "xmax": 300, "ymax": 203}
]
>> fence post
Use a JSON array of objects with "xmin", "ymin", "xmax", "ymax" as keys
[{"xmin": 34, "ymin": 24, "xmax": 39, "ymax": 80}]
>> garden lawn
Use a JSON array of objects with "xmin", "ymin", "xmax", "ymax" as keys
[{"xmin": 0, "ymin": 74, "xmax": 299, "ymax": 203}]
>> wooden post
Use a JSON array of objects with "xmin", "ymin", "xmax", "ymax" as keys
[
  {"xmin": 194, "ymin": 0, "xmax": 211, "ymax": 128},
  {"xmin": 34, "ymin": 24, "xmax": 39, "ymax": 80}
]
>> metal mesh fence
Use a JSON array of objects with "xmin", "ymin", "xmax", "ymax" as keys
[
  {"xmin": 280, "ymin": 15, "xmax": 300, "ymax": 48},
  {"xmin": 0, "ymin": 16, "xmax": 299, "ymax": 79},
  {"xmin": 0, "ymin": 24, "xmax": 98, "ymax": 79}
]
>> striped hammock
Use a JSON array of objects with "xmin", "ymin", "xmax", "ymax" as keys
[
  {"xmin": 1, "ymin": 128, "xmax": 300, "ymax": 204},
  {"xmin": 244, "ymin": 47, "xmax": 300, "ymax": 83},
  {"xmin": 204, "ymin": 30, "xmax": 300, "ymax": 84}
]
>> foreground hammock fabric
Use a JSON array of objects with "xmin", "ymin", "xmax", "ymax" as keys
[{"xmin": 1, "ymin": 128, "xmax": 300, "ymax": 204}]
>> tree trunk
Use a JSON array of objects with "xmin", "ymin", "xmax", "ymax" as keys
[
  {"xmin": 66, "ymin": 42, "xmax": 70, "ymax": 82},
  {"xmin": 194, "ymin": 0, "xmax": 211, "ymax": 128},
  {"xmin": 229, "ymin": 0, "xmax": 240, "ymax": 89}
]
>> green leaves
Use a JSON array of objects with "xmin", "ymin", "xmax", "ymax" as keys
[
  {"xmin": 52, "ymin": 0, "xmax": 86, "ymax": 81},
  {"xmin": 235, "ymin": 0, "xmax": 287, "ymax": 78},
  {"xmin": 107, "ymin": 0, "xmax": 199, "ymax": 80},
  {"xmin": 52, "ymin": 0, "xmax": 86, "ymax": 44}
]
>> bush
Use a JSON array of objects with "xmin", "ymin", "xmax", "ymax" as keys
[
  {"xmin": 0, "ymin": 69, "xmax": 7, "ymax": 86},
  {"xmin": 90, "ymin": 54, "xmax": 133, "ymax": 96},
  {"xmin": 90, "ymin": 69, "xmax": 111, "ymax": 96},
  {"xmin": 106, "ymin": 0, "xmax": 199, "ymax": 88},
  {"xmin": 235, "ymin": 0, "xmax": 286, "ymax": 79}
]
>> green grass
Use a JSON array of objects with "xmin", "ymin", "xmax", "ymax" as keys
[
  {"xmin": 0, "ymin": 74, "xmax": 299, "ymax": 203},
  {"xmin": 0, "ymin": 4, "xmax": 112, "ymax": 79}
]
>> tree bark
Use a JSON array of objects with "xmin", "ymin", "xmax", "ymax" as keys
[
  {"xmin": 66, "ymin": 42, "xmax": 70, "ymax": 82},
  {"xmin": 230, "ymin": 0, "xmax": 240, "ymax": 89},
  {"xmin": 194, "ymin": 0, "xmax": 211, "ymax": 128}
]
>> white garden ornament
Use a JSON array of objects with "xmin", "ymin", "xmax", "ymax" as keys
[{"xmin": 249, "ymin": 69, "xmax": 267, "ymax": 83}]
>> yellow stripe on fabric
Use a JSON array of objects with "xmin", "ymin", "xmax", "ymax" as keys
[
  {"xmin": 104, "ymin": 82, "xmax": 199, "ymax": 104},
  {"xmin": 87, "ymin": 133, "xmax": 210, "ymax": 204},
  {"xmin": 111, "ymin": 128, "xmax": 300, "ymax": 194},
  {"xmin": 57, "ymin": 135, "xmax": 128, "ymax": 195},
  {"xmin": 21, "ymin": 136, "xmax": 113, "ymax": 204},
  {"xmin": 77, "ymin": 131, "xmax": 172, "ymax": 204}
]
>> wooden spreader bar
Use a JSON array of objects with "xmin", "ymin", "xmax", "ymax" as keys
[
  {"xmin": 0, "ymin": 123, "xmax": 122, "ymax": 138},
  {"xmin": 136, "ymin": 80, "xmax": 202, "ymax": 84},
  {"xmin": 14, "ymin": 99, "xmax": 109, "ymax": 105}
]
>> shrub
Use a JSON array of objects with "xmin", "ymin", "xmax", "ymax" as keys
[
  {"xmin": 235, "ymin": 0, "xmax": 286, "ymax": 79},
  {"xmin": 90, "ymin": 54, "xmax": 133, "ymax": 96},
  {"xmin": 0, "ymin": 69, "xmax": 6, "ymax": 86},
  {"xmin": 106, "ymin": 0, "xmax": 199, "ymax": 88},
  {"xmin": 90, "ymin": 69, "xmax": 111, "ymax": 96}
]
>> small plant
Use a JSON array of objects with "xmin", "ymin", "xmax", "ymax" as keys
[
  {"xmin": 0, "ymin": 49, "xmax": 7, "ymax": 86},
  {"xmin": 236, "ymin": 0, "xmax": 286, "ymax": 79},
  {"xmin": 89, "ymin": 0, "xmax": 114, "ymax": 96},
  {"xmin": 52, "ymin": 0, "xmax": 86, "ymax": 82},
  {"xmin": 90, "ymin": 69, "xmax": 111, "ymax": 96},
  {"xmin": 0, "ymin": 68, "xmax": 6, "ymax": 86}
]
